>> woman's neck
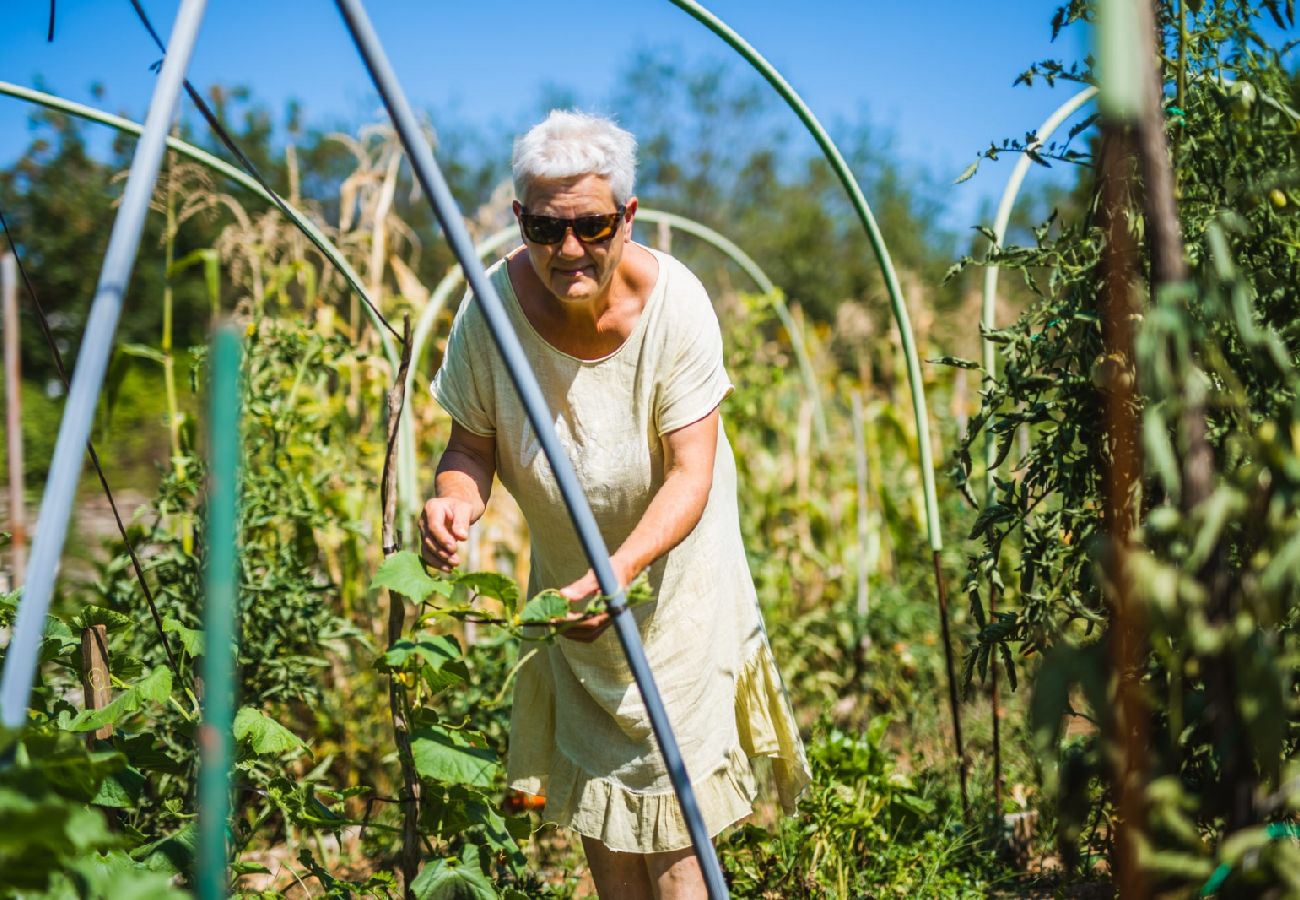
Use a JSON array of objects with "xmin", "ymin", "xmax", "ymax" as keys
[{"xmin": 509, "ymin": 244, "xmax": 658, "ymax": 360}]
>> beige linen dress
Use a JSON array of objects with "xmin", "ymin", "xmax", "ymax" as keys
[{"xmin": 431, "ymin": 246, "xmax": 809, "ymax": 853}]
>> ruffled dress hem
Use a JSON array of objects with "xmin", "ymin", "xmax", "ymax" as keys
[{"xmin": 510, "ymin": 641, "xmax": 811, "ymax": 854}]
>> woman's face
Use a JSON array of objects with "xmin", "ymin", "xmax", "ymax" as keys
[{"xmin": 514, "ymin": 173, "xmax": 635, "ymax": 306}]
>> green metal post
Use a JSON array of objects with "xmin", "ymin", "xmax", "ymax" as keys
[{"xmin": 197, "ymin": 324, "xmax": 242, "ymax": 900}]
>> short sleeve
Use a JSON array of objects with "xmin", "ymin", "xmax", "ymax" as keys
[
  {"xmin": 430, "ymin": 294, "xmax": 497, "ymax": 436},
  {"xmin": 654, "ymin": 272, "xmax": 734, "ymax": 435}
]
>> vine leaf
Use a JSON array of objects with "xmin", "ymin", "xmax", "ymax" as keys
[
  {"xmin": 66, "ymin": 667, "xmax": 172, "ymax": 733},
  {"xmin": 518, "ymin": 590, "xmax": 570, "ymax": 624},
  {"xmin": 233, "ymin": 707, "xmax": 306, "ymax": 756},
  {"xmin": 378, "ymin": 634, "xmax": 468, "ymax": 694},
  {"xmin": 162, "ymin": 617, "xmax": 203, "ymax": 658},
  {"xmin": 454, "ymin": 571, "xmax": 520, "ymax": 607},
  {"xmin": 410, "ymin": 725, "xmax": 498, "ymax": 788},
  {"xmin": 371, "ymin": 551, "xmax": 454, "ymax": 603},
  {"xmin": 409, "ymin": 857, "xmax": 497, "ymax": 900}
]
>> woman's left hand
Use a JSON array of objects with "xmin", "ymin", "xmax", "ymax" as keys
[{"xmin": 557, "ymin": 561, "xmax": 631, "ymax": 643}]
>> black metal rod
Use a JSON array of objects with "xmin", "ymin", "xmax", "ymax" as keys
[{"xmin": 330, "ymin": 2, "xmax": 729, "ymax": 896}]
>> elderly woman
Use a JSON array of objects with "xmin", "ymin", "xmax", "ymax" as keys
[{"xmin": 420, "ymin": 109, "xmax": 808, "ymax": 899}]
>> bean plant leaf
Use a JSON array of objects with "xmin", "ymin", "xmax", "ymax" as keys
[
  {"xmin": 410, "ymin": 725, "xmax": 498, "ymax": 788},
  {"xmin": 517, "ymin": 590, "xmax": 570, "ymax": 624},
  {"xmin": 233, "ymin": 707, "xmax": 306, "ymax": 756},
  {"xmin": 953, "ymin": 159, "xmax": 980, "ymax": 185},
  {"xmin": 371, "ymin": 551, "xmax": 454, "ymax": 603}
]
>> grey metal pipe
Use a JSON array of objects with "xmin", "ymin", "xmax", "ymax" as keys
[
  {"xmin": 331, "ymin": 2, "xmax": 728, "ymax": 895},
  {"xmin": 0, "ymin": 0, "xmax": 209, "ymax": 729}
]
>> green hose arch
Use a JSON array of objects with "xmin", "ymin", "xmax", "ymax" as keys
[
  {"xmin": 397, "ymin": 208, "xmax": 829, "ymax": 514},
  {"xmin": 0, "ymin": 81, "xmax": 398, "ymax": 371},
  {"xmin": 665, "ymin": 0, "xmax": 942, "ymax": 551},
  {"xmin": 982, "ymin": 86, "xmax": 1098, "ymax": 500}
]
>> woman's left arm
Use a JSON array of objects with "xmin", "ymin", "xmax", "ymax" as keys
[{"xmin": 558, "ymin": 406, "xmax": 720, "ymax": 642}]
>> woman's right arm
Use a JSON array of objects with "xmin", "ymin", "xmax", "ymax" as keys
[{"xmin": 419, "ymin": 422, "xmax": 496, "ymax": 571}]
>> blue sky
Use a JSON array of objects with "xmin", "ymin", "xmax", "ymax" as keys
[{"xmin": 1, "ymin": 1, "xmax": 1095, "ymax": 232}]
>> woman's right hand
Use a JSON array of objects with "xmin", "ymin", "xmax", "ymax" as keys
[{"xmin": 419, "ymin": 496, "xmax": 476, "ymax": 572}]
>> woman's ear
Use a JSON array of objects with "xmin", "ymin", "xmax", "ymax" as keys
[
  {"xmin": 512, "ymin": 199, "xmax": 523, "ymax": 217},
  {"xmin": 623, "ymin": 196, "xmax": 638, "ymax": 243}
]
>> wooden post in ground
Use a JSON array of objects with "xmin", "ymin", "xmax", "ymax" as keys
[
  {"xmin": 380, "ymin": 316, "xmax": 420, "ymax": 897},
  {"xmin": 79, "ymin": 624, "xmax": 113, "ymax": 744},
  {"xmin": 2, "ymin": 252, "xmax": 24, "ymax": 586},
  {"xmin": 851, "ymin": 390, "xmax": 870, "ymax": 619}
]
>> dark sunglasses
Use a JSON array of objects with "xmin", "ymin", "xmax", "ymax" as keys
[{"xmin": 518, "ymin": 206, "xmax": 627, "ymax": 245}]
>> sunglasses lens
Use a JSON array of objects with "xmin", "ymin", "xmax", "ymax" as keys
[
  {"xmin": 522, "ymin": 216, "xmax": 565, "ymax": 244},
  {"xmin": 573, "ymin": 215, "xmax": 617, "ymax": 242},
  {"xmin": 520, "ymin": 208, "xmax": 624, "ymax": 244}
]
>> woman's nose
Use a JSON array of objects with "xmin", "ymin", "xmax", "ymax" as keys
[{"xmin": 557, "ymin": 228, "xmax": 586, "ymax": 256}]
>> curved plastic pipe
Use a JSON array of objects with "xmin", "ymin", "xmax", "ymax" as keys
[
  {"xmin": 403, "ymin": 208, "xmax": 825, "ymax": 470},
  {"xmin": 666, "ymin": 0, "xmax": 941, "ymax": 550},
  {"xmin": 981, "ymin": 86, "xmax": 1097, "ymax": 497},
  {"xmin": 0, "ymin": 81, "xmax": 398, "ymax": 370},
  {"xmin": 0, "ymin": 0, "xmax": 208, "ymax": 730}
]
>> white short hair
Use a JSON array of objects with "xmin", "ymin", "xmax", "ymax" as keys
[{"xmin": 512, "ymin": 110, "xmax": 637, "ymax": 206}]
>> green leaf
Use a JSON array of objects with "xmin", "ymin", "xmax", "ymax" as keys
[
  {"xmin": 371, "ymin": 552, "xmax": 454, "ymax": 603},
  {"xmin": 379, "ymin": 634, "xmax": 468, "ymax": 693},
  {"xmin": 411, "ymin": 725, "xmax": 498, "ymax": 788},
  {"xmin": 131, "ymin": 823, "xmax": 197, "ymax": 875},
  {"xmin": 518, "ymin": 590, "xmax": 570, "ymax": 624},
  {"xmin": 928, "ymin": 355, "xmax": 980, "ymax": 370},
  {"xmin": 118, "ymin": 343, "xmax": 167, "ymax": 365},
  {"xmin": 409, "ymin": 858, "xmax": 498, "ymax": 900},
  {"xmin": 67, "ymin": 667, "xmax": 173, "ymax": 732},
  {"xmin": 953, "ymin": 159, "xmax": 980, "ymax": 185},
  {"xmin": 233, "ymin": 707, "xmax": 306, "ymax": 756},
  {"xmin": 72, "ymin": 606, "xmax": 135, "ymax": 633},
  {"xmin": 455, "ymin": 571, "xmax": 520, "ymax": 607},
  {"xmin": 92, "ymin": 765, "xmax": 146, "ymax": 809},
  {"xmin": 162, "ymin": 617, "xmax": 203, "ymax": 658}
]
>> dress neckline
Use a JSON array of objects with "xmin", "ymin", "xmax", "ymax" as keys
[{"xmin": 499, "ymin": 245, "xmax": 666, "ymax": 366}]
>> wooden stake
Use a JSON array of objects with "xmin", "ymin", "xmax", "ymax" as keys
[
  {"xmin": 851, "ymin": 390, "xmax": 870, "ymax": 619},
  {"xmin": 79, "ymin": 624, "xmax": 113, "ymax": 744},
  {"xmin": 380, "ymin": 315, "xmax": 420, "ymax": 897},
  {"xmin": 2, "ymin": 253, "xmax": 24, "ymax": 586}
]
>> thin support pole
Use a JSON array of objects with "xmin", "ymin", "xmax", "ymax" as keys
[
  {"xmin": 933, "ymin": 550, "xmax": 969, "ymax": 817},
  {"xmin": 852, "ymin": 390, "xmax": 870, "ymax": 619},
  {"xmin": 664, "ymin": 0, "xmax": 966, "ymax": 809},
  {"xmin": 197, "ymin": 323, "xmax": 241, "ymax": 900},
  {"xmin": 2, "ymin": 253, "xmax": 23, "ymax": 587},
  {"xmin": 331, "ymin": 3, "xmax": 728, "ymax": 895},
  {"xmin": 78, "ymin": 624, "xmax": 112, "ymax": 745},
  {"xmin": 978, "ymin": 83, "xmax": 1097, "ymax": 827},
  {"xmin": 0, "ymin": 0, "xmax": 207, "ymax": 732},
  {"xmin": 380, "ymin": 317, "xmax": 421, "ymax": 897}
]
